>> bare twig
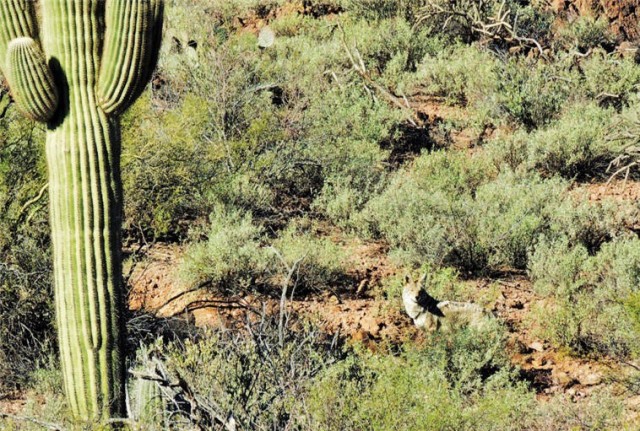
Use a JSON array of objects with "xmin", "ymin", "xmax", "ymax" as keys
[
  {"xmin": 622, "ymin": 360, "xmax": 640, "ymax": 372},
  {"xmin": 416, "ymin": 0, "xmax": 546, "ymax": 58},
  {"xmin": 17, "ymin": 183, "xmax": 49, "ymax": 223}
]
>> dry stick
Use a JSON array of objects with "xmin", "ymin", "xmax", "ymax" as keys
[
  {"xmin": 269, "ymin": 246, "xmax": 306, "ymax": 347},
  {"xmin": 131, "ymin": 358, "xmax": 238, "ymax": 431},
  {"xmin": 606, "ymin": 161, "xmax": 638, "ymax": 186},
  {"xmin": 622, "ymin": 360, "xmax": 640, "ymax": 372},
  {"xmin": 417, "ymin": 0, "xmax": 546, "ymax": 58},
  {"xmin": 17, "ymin": 183, "xmax": 49, "ymax": 223}
]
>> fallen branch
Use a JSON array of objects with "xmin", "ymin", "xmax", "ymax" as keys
[{"xmin": 17, "ymin": 183, "xmax": 49, "ymax": 224}]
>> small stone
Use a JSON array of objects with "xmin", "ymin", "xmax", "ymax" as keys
[
  {"xmin": 360, "ymin": 315, "xmax": 381, "ymax": 337},
  {"xmin": 578, "ymin": 373, "xmax": 602, "ymax": 386},
  {"xmin": 529, "ymin": 342, "xmax": 545, "ymax": 352},
  {"xmin": 625, "ymin": 395, "xmax": 640, "ymax": 410},
  {"xmin": 554, "ymin": 371, "xmax": 574, "ymax": 387}
]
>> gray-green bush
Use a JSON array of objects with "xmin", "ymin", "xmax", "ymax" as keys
[
  {"xmin": 306, "ymin": 322, "xmax": 536, "ymax": 431},
  {"xmin": 529, "ymin": 236, "xmax": 640, "ymax": 358}
]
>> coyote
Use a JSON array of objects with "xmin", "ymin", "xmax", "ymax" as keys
[{"xmin": 402, "ymin": 273, "xmax": 488, "ymax": 332}]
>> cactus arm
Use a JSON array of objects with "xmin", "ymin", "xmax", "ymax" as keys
[
  {"xmin": 5, "ymin": 37, "xmax": 59, "ymax": 122},
  {"xmin": 0, "ymin": 0, "xmax": 38, "ymax": 71},
  {"xmin": 146, "ymin": 0, "xmax": 164, "ymax": 84},
  {"xmin": 98, "ymin": 0, "xmax": 164, "ymax": 114}
]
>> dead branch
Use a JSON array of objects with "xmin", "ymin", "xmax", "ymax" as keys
[
  {"xmin": 17, "ymin": 183, "xmax": 49, "ymax": 224},
  {"xmin": 622, "ymin": 360, "xmax": 640, "ymax": 372},
  {"xmin": 606, "ymin": 145, "xmax": 640, "ymax": 185},
  {"xmin": 129, "ymin": 357, "xmax": 238, "ymax": 431},
  {"xmin": 416, "ymin": 0, "xmax": 546, "ymax": 58}
]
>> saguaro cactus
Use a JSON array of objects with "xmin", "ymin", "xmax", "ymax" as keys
[{"xmin": 0, "ymin": 0, "xmax": 163, "ymax": 420}]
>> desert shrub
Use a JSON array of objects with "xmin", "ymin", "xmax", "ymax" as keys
[
  {"xmin": 357, "ymin": 150, "xmax": 493, "ymax": 270},
  {"xmin": 536, "ymin": 390, "xmax": 629, "ymax": 430},
  {"xmin": 360, "ymin": 151, "xmax": 562, "ymax": 271},
  {"xmin": 556, "ymin": 16, "xmax": 614, "ymax": 52},
  {"xmin": 0, "ymin": 106, "xmax": 55, "ymax": 392},
  {"xmin": 411, "ymin": 44, "xmax": 498, "ymax": 106},
  {"xmin": 548, "ymin": 197, "xmax": 632, "ymax": 254},
  {"xmin": 0, "ymin": 370, "xmax": 68, "ymax": 431},
  {"xmin": 580, "ymin": 53, "xmax": 640, "ymax": 109},
  {"xmin": 413, "ymin": 0, "xmax": 552, "ymax": 46},
  {"xmin": 494, "ymin": 57, "xmax": 576, "ymax": 130},
  {"xmin": 488, "ymin": 103, "xmax": 618, "ymax": 178},
  {"xmin": 360, "ymin": 146, "xmax": 632, "ymax": 274},
  {"xmin": 272, "ymin": 221, "xmax": 349, "ymax": 294},
  {"xmin": 472, "ymin": 171, "xmax": 568, "ymax": 270},
  {"xmin": 127, "ymin": 4, "xmax": 418, "ymax": 238},
  {"xmin": 180, "ymin": 205, "xmax": 270, "ymax": 293},
  {"xmin": 338, "ymin": 0, "xmax": 425, "ymax": 22},
  {"xmin": 181, "ymin": 213, "xmax": 348, "ymax": 296},
  {"xmin": 306, "ymin": 321, "xmax": 536, "ymax": 431},
  {"xmin": 159, "ymin": 307, "xmax": 340, "ymax": 431},
  {"xmin": 529, "ymin": 237, "xmax": 640, "ymax": 359},
  {"xmin": 122, "ymin": 96, "xmax": 224, "ymax": 239}
]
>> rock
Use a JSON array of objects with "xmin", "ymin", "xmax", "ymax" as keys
[
  {"xmin": 360, "ymin": 315, "xmax": 382, "ymax": 337},
  {"xmin": 554, "ymin": 371, "xmax": 574, "ymax": 387},
  {"xmin": 529, "ymin": 341, "xmax": 545, "ymax": 352},
  {"xmin": 578, "ymin": 372, "xmax": 603, "ymax": 386},
  {"xmin": 258, "ymin": 26, "xmax": 275, "ymax": 49},
  {"xmin": 625, "ymin": 395, "xmax": 640, "ymax": 411}
]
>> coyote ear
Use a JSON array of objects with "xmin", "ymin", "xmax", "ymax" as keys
[{"xmin": 418, "ymin": 272, "xmax": 427, "ymax": 286}]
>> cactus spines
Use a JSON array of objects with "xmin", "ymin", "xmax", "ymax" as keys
[
  {"xmin": 98, "ymin": 0, "xmax": 164, "ymax": 114},
  {"xmin": 0, "ymin": 0, "xmax": 37, "ymax": 68},
  {"xmin": 0, "ymin": 0, "xmax": 163, "ymax": 421},
  {"xmin": 6, "ymin": 37, "xmax": 59, "ymax": 121}
]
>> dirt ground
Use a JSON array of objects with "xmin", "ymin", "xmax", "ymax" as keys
[{"xmin": 125, "ymin": 235, "xmax": 637, "ymax": 419}]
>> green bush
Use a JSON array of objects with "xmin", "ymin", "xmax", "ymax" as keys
[
  {"xmin": 179, "ymin": 205, "xmax": 270, "ymax": 293},
  {"xmin": 537, "ymin": 390, "xmax": 628, "ymax": 430},
  {"xmin": 494, "ymin": 58, "xmax": 576, "ymax": 130},
  {"xmin": 181, "ymin": 213, "xmax": 348, "ymax": 296},
  {"xmin": 271, "ymin": 221, "xmax": 348, "ymax": 294},
  {"xmin": 489, "ymin": 103, "xmax": 618, "ymax": 178},
  {"xmin": 529, "ymin": 237, "xmax": 640, "ymax": 359},
  {"xmin": 162, "ymin": 307, "xmax": 340, "ymax": 430},
  {"xmin": 0, "ymin": 106, "xmax": 55, "ymax": 392},
  {"xmin": 360, "ymin": 151, "xmax": 554, "ymax": 271},
  {"xmin": 357, "ymin": 150, "xmax": 493, "ymax": 270},
  {"xmin": 413, "ymin": 0, "xmax": 552, "ymax": 46},
  {"xmin": 411, "ymin": 44, "xmax": 498, "ymax": 106},
  {"xmin": 580, "ymin": 53, "xmax": 640, "ymax": 109},
  {"xmin": 526, "ymin": 103, "xmax": 615, "ymax": 177},
  {"xmin": 306, "ymin": 321, "xmax": 536, "ymax": 431},
  {"xmin": 556, "ymin": 16, "xmax": 614, "ymax": 52},
  {"xmin": 360, "ymin": 146, "xmax": 632, "ymax": 274}
]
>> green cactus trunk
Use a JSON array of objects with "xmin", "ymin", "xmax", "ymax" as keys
[
  {"xmin": 43, "ymin": 5, "xmax": 125, "ymax": 418},
  {"xmin": 47, "ymin": 109, "xmax": 125, "ymax": 419},
  {"xmin": 0, "ymin": 0, "xmax": 163, "ymax": 421}
]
